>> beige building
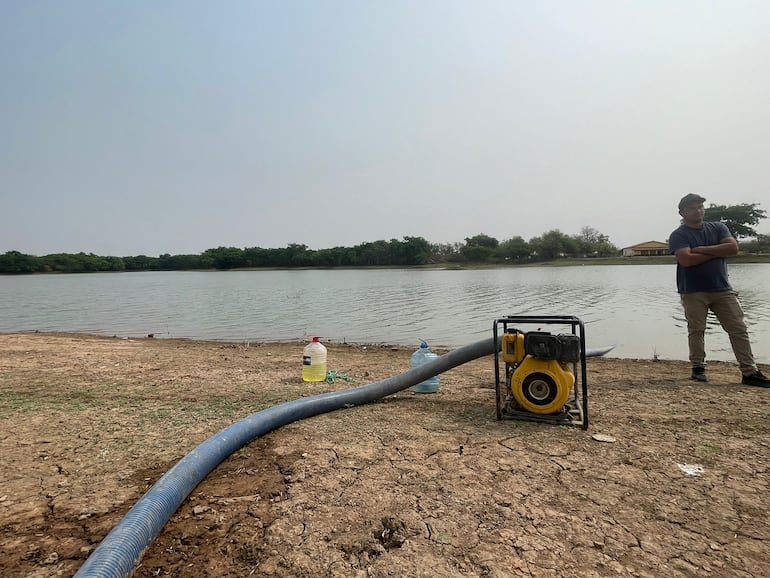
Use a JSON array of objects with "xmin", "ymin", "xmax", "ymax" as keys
[{"xmin": 622, "ymin": 241, "xmax": 669, "ymax": 257}]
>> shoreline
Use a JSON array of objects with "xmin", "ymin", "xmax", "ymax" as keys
[
  {"xmin": 2, "ymin": 330, "xmax": 757, "ymax": 368},
  {"xmin": 2, "ymin": 253, "xmax": 769, "ymax": 276}
]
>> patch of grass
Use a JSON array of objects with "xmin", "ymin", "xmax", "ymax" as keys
[
  {"xmin": 0, "ymin": 391, "xmax": 48, "ymax": 416},
  {"xmin": 120, "ymin": 397, "xmax": 281, "ymax": 433},
  {"xmin": 0, "ymin": 388, "xmax": 102, "ymax": 415},
  {"xmin": 694, "ymin": 444, "xmax": 723, "ymax": 461}
]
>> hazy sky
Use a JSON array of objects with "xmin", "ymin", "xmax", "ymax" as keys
[{"xmin": 2, "ymin": 1, "xmax": 769, "ymax": 257}]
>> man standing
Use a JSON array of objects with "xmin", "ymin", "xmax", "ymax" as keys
[{"xmin": 669, "ymin": 193, "xmax": 769, "ymax": 386}]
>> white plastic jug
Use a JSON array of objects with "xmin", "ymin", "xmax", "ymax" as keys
[{"xmin": 302, "ymin": 337, "xmax": 327, "ymax": 382}]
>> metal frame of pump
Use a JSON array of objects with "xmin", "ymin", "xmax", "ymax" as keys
[{"xmin": 493, "ymin": 315, "xmax": 589, "ymax": 430}]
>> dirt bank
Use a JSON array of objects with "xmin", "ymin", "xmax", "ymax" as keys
[{"xmin": 1, "ymin": 333, "xmax": 769, "ymax": 577}]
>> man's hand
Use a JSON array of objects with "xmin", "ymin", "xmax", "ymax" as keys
[
  {"xmin": 674, "ymin": 247, "xmax": 712, "ymax": 267},
  {"xmin": 674, "ymin": 237, "xmax": 738, "ymax": 267},
  {"xmin": 693, "ymin": 237, "xmax": 739, "ymax": 257}
]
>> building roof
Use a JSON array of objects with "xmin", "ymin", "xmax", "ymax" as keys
[{"xmin": 622, "ymin": 240, "xmax": 668, "ymax": 250}]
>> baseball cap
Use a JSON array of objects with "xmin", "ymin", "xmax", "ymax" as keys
[{"xmin": 678, "ymin": 193, "xmax": 706, "ymax": 211}]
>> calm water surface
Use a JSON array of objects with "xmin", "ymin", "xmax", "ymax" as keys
[{"xmin": 1, "ymin": 265, "xmax": 769, "ymax": 363}]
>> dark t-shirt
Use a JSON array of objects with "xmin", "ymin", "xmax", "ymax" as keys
[{"xmin": 668, "ymin": 221, "xmax": 733, "ymax": 294}]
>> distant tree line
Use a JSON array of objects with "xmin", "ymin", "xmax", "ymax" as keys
[
  {"xmin": 0, "ymin": 228, "xmax": 622, "ymax": 274},
  {"xmin": 2, "ymin": 201, "xmax": 767, "ymax": 274}
]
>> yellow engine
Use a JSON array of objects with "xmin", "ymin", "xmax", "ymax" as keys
[{"xmin": 502, "ymin": 330, "xmax": 578, "ymax": 415}]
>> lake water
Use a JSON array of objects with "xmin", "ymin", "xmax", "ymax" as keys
[{"xmin": 1, "ymin": 264, "xmax": 769, "ymax": 363}]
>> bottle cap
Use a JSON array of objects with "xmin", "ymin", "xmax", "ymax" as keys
[
  {"xmin": 419, "ymin": 339, "xmax": 428, "ymax": 349},
  {"xmin": 312, "ymin": 336, "xmax": 320, "ymax": 343}
]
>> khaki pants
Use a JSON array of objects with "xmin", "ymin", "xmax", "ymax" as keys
[{"xmin": 680, "ymin": 290, "xmax": 757, "ymax": 375}]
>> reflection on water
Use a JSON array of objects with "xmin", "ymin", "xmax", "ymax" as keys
[{"xmin": 1, "ymin": 264, "xmax": 768, "ymax": 363}]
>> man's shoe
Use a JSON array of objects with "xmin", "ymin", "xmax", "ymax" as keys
[
  {"xmin": 741, "ymin": 371, "xmax": 770, "ymax": 387},
  {"xmin": 691, "ymin": 367, "xmax": 707, "ymax": 382}
]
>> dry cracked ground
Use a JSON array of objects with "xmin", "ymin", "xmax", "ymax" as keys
[{"xmin": 1, "ymin": 333, "xmax": 769, "ymax": 577}]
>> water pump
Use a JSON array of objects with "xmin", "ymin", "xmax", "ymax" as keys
[{"xmin": 493, "ymin": 316, "xmax": 588, "ymax": 429}]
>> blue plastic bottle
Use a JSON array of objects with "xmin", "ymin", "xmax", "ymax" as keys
[{"xmin": 410, "ymin": 340, "xmax": 440, "ymax": 393}]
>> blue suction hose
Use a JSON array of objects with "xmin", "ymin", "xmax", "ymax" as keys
[
  {"xmin": 74, "ymin": 336, "xmax": 499, "ymax": 577},
  {"xmin": 75, "ymin": 336, "xmax": 613, "ymax": 577}
]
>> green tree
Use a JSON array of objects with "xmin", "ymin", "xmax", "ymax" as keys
[
  {"xmin": 356, "ymin": 240, "xmax": 390, "ymax": 266},
  {"xmin": 573, "ymin": 226, "xmax": 619, "ymax": 257},
  {"xmin": 461, "ymin": 234, "xmax": 499, "ymax": 262},
  {"xmin": 464, "ymin": 234, "xmax": 499, "ymax": 248},
  {"xmin": 203, "ymin": 247, "xmax": 245, "ymax": 269},
  {"xmin": 157, "ymin": 254, "xmax": 201, "ymax": 270},
  {"xmin": 242, "ymin": 247, "xmax": 271, "ymax": 267},
  {"xmin": 41, "ymin": 253, "xmax": 79, "ymax": 273},
  {"xmin": 285, "ymin": 243, "xmax": 312, "ymax": 267},
  {"xmin": 0, "ymin": 251, "xmax": 41, "ymax": 273},
  {"xmin": 703, "ymin": 203, "xmax": 767, "ymax": 239},
  {"xmin": 123, "ymin": 255, "xmax": 158, "ymax": 271},
  {"xmin": 576, "ymin": 226, "xmax": 607, "ymax": 245},
  {"xmin": 430, "ymin": 242, "xmax": 463, "ymax": 263},
  {"xmin": 529, "ymin": 230, "xmax": 577, "ymax": 260},
  {"xmin": 102, "ymin": 256, "xmax": 126, "ymax": 271},
  {"xmin": 400, "ymin": 236, "xmax": 431, "ymax": 265},
  {"xmin": 315, "ymin": 246, "xmax": 356, "ymax": 267},
  {"xmin": 496, "ymin": 236, "xmax": 531, "ymax": 262}
]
